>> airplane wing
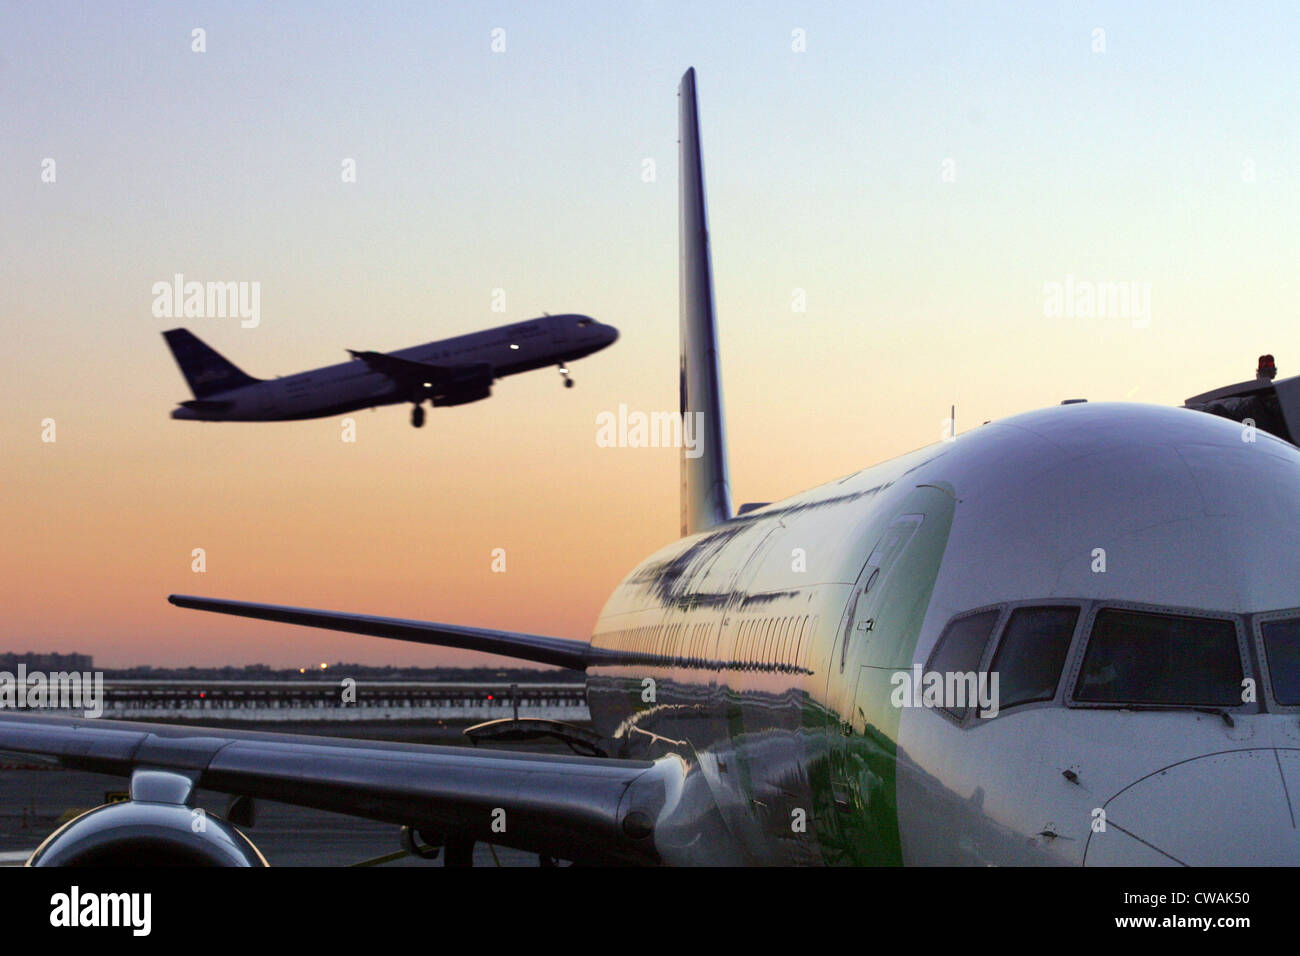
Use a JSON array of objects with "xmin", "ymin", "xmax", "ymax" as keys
[
  {"xmin": 348, "ymin": 350, "xmax": 495, "ymax": 407},
  {"xmin": 0, "ymin": 713, "xmax": 674, "ymax": 865},
  {"xmin": 168, "ymin": 594, "xmax": 603, "ymax": 669},
  {"xmin": 347, "ymin": 349, "xmax": 491, "ymax": 389},
  {"xmin": 0, "ymin": 599, "xmax": 660, "ymax": 865}
]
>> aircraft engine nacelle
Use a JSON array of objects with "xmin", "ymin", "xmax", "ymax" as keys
[
  {"xmin": 432, "ymin": 383, "xmax": 493, "ymax": 407},
  {"xmin": 28, "ymin": 771, "xmax": 267, "ymax": 867},
  {"xmin": 28, "ymin": 801, "xmax": 267, "ymax": 867},
  {"xmin": 431, "ymin": 364, "xmax": 494, "ymax": 407}
]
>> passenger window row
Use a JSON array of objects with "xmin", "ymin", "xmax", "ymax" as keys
[
  {"xmin": 595, "ymin": 614, "xmax": 817, "ymax": 673},
  {"xmin": 599, "ymin": 621, "xmax": 713, "ymax": 668},
  {"xmin": 731, "ymin": 614, "xmax": 817, "ymax": 673}
]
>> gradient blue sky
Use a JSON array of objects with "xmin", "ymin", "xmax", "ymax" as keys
[{"xmin": 3, "ymin": 2, "xmax": 1299, "ymax": 666}]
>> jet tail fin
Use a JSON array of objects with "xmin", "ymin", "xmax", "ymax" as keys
[
  {"xmin": 162, "ymin": 328, "xmax": 260, "ymax": 398},
  {"xmin": 678, "ymin": 67, "xmax": 733, "ymax": 537}
]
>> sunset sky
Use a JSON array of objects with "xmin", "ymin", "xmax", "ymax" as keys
[{"xmin": 3, "ymin": 1, "xmax": 1299, "ymax": 667}]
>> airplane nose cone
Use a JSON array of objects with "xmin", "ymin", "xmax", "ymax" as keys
[
  {"xmin": 1086, "ymin": 749, "xmax": 1300, "ymax": 865},
  {"xmin": 603, "ymin": 325, "xmax": 619, "ymax": 345}
]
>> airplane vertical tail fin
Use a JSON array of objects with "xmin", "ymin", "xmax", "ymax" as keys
[
  {"xmin": 162, "ymin": 328, "xmax": 261, "ymax": 398},
  {"xmin": 678, "ymin": 67, "xmax": 733, "ymax": 537}
]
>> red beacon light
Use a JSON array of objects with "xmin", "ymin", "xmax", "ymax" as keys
[{"xmin": 1259, "ymin": 354, "xmax": 1277, "ymax": 380}]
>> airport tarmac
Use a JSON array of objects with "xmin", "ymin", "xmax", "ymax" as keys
[{"xmin": 0, "ymin": 720, "xmax": 573, "ymax": 867}]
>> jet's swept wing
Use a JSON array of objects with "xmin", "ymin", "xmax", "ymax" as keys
[
  {"xmin": 348, "ymin": 349, "xmax": 495, "ymax": 407},
  {"xmin": 0, "ymin": 601, "xmax": 652, "ymax": 864},
  {"xmin": 347, "ymin": 348, "xmax": 443, "ymax": 381},
  {"xmin": 348, "ymin": 349, "xmax": 491, "ymax": 389},
  {"xmin": 0, "ymin": 713, "xmax": 673, "ymax": 865},
  {"xmin": 168, "ymin": 594, "xmax": 601, "ymax": 670}
]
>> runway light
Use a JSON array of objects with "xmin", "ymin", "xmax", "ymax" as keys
[{"xmin": 320, "ymin": 662, "xmax": 328, "ymax": 670}]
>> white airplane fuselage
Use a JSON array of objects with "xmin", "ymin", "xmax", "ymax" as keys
[{"xmin": 585, "ymin": 401, "xmax": 1300, "ymax": 865}]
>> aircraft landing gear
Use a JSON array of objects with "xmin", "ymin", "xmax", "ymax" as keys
[
  {"xmin": 411, "ymin": 404, "xmax": 426, "ymax": 428},
  {"xmin": 559, "ymin": 363, "xmax": 574, "ymax": 388}
]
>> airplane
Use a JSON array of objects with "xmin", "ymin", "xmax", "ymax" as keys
[
  {"xmin": 4, "ymin": 67, "xmax": 1300, "ymax": 866},
  {"xmin": 163, "ymin": 313, "xmax": 619, "ymax": 429}
]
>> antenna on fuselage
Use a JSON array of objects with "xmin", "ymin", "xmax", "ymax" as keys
[{"xmin": 678, "ymin": 67, "xmax": 733, "ymax": 537}]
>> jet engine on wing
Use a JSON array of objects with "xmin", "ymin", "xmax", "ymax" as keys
[
  {"xmin": 28, "ymin": 770, "xmax": 266, "ymax": 867},
  {"xmin": 432, "ymin": 385, "xmax": 492, "ymax": 406},
  {"xmin": 429, "ymin": 364, "xmax": 494, "ymax": 407}
]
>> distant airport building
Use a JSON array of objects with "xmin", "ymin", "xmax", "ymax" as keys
[
  {"xmin": 0, "ymin": 652, "xmax": 93, "ymax": 672},
  {"xmin": 98, "ymin": 680, "xmax": 588, "ymax": 723}
]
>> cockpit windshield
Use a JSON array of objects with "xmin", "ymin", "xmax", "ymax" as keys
[
  {"xmin": 1261, "ymin": 618, "xmax": 1300, "ymax": 705},
  {"xmin": 1074, "ymin": 609, "xmax": 1243, "ymax": 707}
]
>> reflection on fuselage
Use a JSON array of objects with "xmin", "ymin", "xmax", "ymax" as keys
[{"xmin": 585, "ymin": 401, "xmax": 1300, "ymax": 865}]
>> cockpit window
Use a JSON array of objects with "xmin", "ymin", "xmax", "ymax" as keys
[
  {"xmin": 988, "ymin": 606, "xmax": 1079, "ymax": 711},
  {"xmin": 926, "ymin": 609, "xmax": 1000, "ymax": 720},
  {"xmin": 576, "ymin": 318, "xmax": 592, "ymax": 327},
  {"xmin": 1074, "ymin": 609, "xmax": 1242, "ymax": 707},
  {"xmin": 1260, "ymin": 618, "xmax": 1300, "ymax": 705}
]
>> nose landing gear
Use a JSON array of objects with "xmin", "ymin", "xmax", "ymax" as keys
[
  {"xmin": 559, "ymin": 364, "xmax": 574, "ymax": 388},
  {"xmin": 411, "ymin": 403, "xmax": 426, "ymax": 428}
]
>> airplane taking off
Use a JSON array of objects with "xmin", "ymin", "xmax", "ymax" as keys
[
  {"xmin": 6, "ymin": 69, "xmax": 1300, "ymax": 866},
  {"xmin": 163, "ymin": 313, "xmax": 619, "ymax": 428}
]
